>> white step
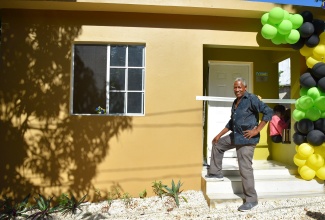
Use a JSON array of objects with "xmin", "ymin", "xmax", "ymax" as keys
[{"xmin": 202, "ymin": 160, "xmax": 325, "ymax": 208}]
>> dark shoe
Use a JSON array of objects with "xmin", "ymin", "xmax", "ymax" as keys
[
  {"xmin": 238, "ymin": 202, "xmax": 258, "ymax": 212},
  {"xmin": 204, "ymin": 174, "xmax": 224, "ymax": 181}
]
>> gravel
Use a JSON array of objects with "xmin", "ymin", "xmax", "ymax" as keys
[{"xmin": 38, "ymin": 190, "xmax": 325, "ymax": 219}]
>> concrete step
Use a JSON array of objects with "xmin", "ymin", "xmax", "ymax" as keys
[{"xmin": 202, "ymin": 160, "xmax": 325, "ymax": 208}]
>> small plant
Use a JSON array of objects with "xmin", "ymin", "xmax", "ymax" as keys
[
  {"xmin": 0, "ymin": 194, "xmax": 31, "ymax": 219},
  {"xmin": 121, "ymin": 193, "xmax": 132, "ymax": 207},
  {"xmin": 152, "ymin": 180, "xmax": 167, "ymax": 199},
  {"xmin": 58, "ymin": 193, "xmax": 87, "ymax": 216},
  {"xmin": 28, "ymin": 194, "xmax": 59, "ymax": 220},
  {"xmin": 95, "ymin": 106, "xmax": 106, "ymax": 114},
  {"xmin": 94, "ymin": 188, "xmax": 102, "ymax": 202},
  {"xmin": 110, "ymin": 184, "xmax": 122, "ymax": 199},
  {"xmin": 139, "ymin": 189, "xmax": 147, "ymax": 199},
  {"xmin": 163, "ymin": 180, "xmax": 187, "ymax": 207}
]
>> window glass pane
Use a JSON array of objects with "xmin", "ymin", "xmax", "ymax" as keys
[
  {"xmin": 109, "ymin": 92, "xmax": 125, "ymax": 114},
  {"xmin": 127, "ymin": 92, "xmax": 143, "ymax": 113},
  {"xmin": 128, "ymin": 69, "xmax": 143, "ymax": 91},
  {"xmin": 128, "ymin": 46, "xmax": 144, "ymax": 67},
  {"xmin": 110, "ymin": 45, "xmax": 126, "ymax": 66},
  {"xmin": 109, "ymin": 68, "xmax": 125, "ymax": 90},
  {"xmin": 73, "ymin": 45, "xmax": 107, "ymax": 114}
]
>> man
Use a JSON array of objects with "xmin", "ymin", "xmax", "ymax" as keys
[{"xmin": 205, "ymin": 77, "xmax": 273, "ymax": 212}]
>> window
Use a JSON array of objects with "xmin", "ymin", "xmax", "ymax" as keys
[{"xmin": 71, "ymin": 44, "xmax": 145, "ymax": 115}]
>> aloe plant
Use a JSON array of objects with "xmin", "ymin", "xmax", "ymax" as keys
[
  {"xmin": 163, "ymin": 180, "xmax": 187, "ymax": 207},
  {"xmin": 0, "ymin": 194, "xmax": 31, "ymax": 219},
  {"xmin": 58, "ymin": 193, "xmax": 87, "ymax": 216},
  {"xmin": 28, "ymin": 194, "xmax": 59, "ymax": 220}
]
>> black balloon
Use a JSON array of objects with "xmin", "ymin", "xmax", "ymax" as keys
[
  {"xmin": 305, "ymin": 34, "xmax": 320, "ymax": 48},
  {"xmin": 294, "ymin": 122, "xmax": 298, "ymax": 132},
  {"xmin": 299, "ymin": 22, "xmax": 315, "ymax": 38},
  {"xmin": 312, "ymin": 19, "xmax": 325, "ymax": 35},
  {"xmin": 293, "ymin": 132, "xmax": 307, "ymax": 145},
  {"xmin": 300, "ymin": 72, "xmax": 317, "ymax": 88},
  {"xmin": 297, "ymin": 118, "xmax": 314, "ymax": 134},
  {"xmin": 314, "ymin": 118, "xmax": 325, "ymax": 133},
  {"xmin": 307, "ymin": 130, "xmax": 325, "ymax": 146},
  {"xmin": 291, "ymin": 37, "xmax": 305, "ymax": 50},
  {"xmin": 318, "ymin": 77, "xmax": 325, "ymax": 92},
  {"xmin": 300, "ymin": 11, "xmax": 313, "ymax": 23},
  {"xmin": 312, "ymin": 62, "xmax": 325, "ymax": 79}
]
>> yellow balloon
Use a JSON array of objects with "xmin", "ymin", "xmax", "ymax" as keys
[
  {"xmin": 298, "ymin": 143, "xmax": 314, "ymax": 158},
  {"xmin": 300, "ymin": 45, "xmax": 314, "ymax": 57},
  {"xmin": 306, "ymin": 56, "xmax": 320, "ymax": 69},
  {"xmin": 306, "ymin": 153, "xmax": 324, "ymax": 170},
  {"xmin": 299, "ymin": 165, "xmax": 316, "ymax": 180},
  {"xmin": 316, "ymin": 166, "xmax": 325, "ymax": 180},
  {"xmin": 320, "ymin": 32, "xmax": 325, "ymax": 44},
  {"xmin": 295, "ymin": 145, "xmax": 299, "ymax": 152},
  {"xmin": 294, "ymin": 153, "xmax": 307, "ymax": 167},
  {"xmin": 313, "ymin": 44, "xmax": 325, "ymax": 61},
  {"xmin": 314, "ymin": 146, "xmax": 325, "ymax": 158}
]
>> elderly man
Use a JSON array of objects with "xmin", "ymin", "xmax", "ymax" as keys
[{"xmin": 205, "ymin": 77, "xmax": 273, "ymax": 212}]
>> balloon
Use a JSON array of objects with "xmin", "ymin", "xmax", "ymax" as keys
[
  {"xmin": 318, "ymin": 77, "xmax": 325, "ymax": 92},
  {"xmin": 312, "ymin": 19, "xmax": 325, "ymax": 35},
  {"xmin": 305, "ymin": 34, "xmax": 320, "ymax": 48},
  {"xmin": 306, "ymin": 56, "xmax": 319, "ymax": 69},
  {"xmin": 313, "ymin": 44, "xmax": 325, "ymax": 61},
  {"xmin": 314, "ymin": 118, "xmax": 325, "ymax": 133},
  {"xmin": 297, "ymin": 95, "xmax": 314, "ymax": 110},
  {"xmin": 298, "ymin": 143, "xmax": 314, "ymax": 158},
  {"xmin": 293, "ymin": 132, "xmax": 307, "ymax": 145},
  {"xmin": 300, "ymin": 87, "xmax": 309, "ymax": 96},
  {"xmin": 306, "ymin": 107, "xmax": 321, "ymax": 121},
  {"xmin": 294, "ymin": 122, "xmax": 298, "ymax": 132},
  {"xmin": 307, "ymin": 153, "xmax": 324, "ymax": 171},
  {"xmin": 312, "ymin": 62, "xmax": 325, "ymax": 79},
  {"xmin": 300, "ymin": 72, "xmax": 317, "ymax": 88},
  {"xmin": 314, "ymin": 144, "xmax": 325, "ymax": 157},
  {"xmin": 316, "ymin": 166, "xmax": 325, "ymax": 180},
  {"xmin": 271, "ymin": 33, "xmax": 286, "ymax": 45},
  {"xmin": 320, "ymin": 32, "xmax": 325, "ymax": 44},
  {"xmin": 307, "ymin": 87, "xmax": 321, "ymax": 100},
  {"xmin": 291, "ymin": 37, "xmax": 305, "ymax": 50},
  {"xmin": 293, "ymin": 109, "xmax": 306, "ymax": 121},
  {"xmin": 299, "ymin": 165, "xmax": 316, "ymax": 180},
  {"xmin": 314, "ymin": 97, "xmax": 325, "ymax": 111},
  {"xmin": 261, "ymin": 24, "xmax": 278, "ymax": 39},
  {"xmin": 321, "ymin": 111, "xmax": 325, "ymax": 118},
  {"xmin": 300, "ymin": 11, "xmax": 313, "ymax": 23},
  {"xmin": 278, "ymin": 19, "xmax": 293, "ymax": 35},
  {"xmin": 307, "ymin": 129, "xmax": 324, "ymax": 146},
  {"xmin": 261, "ymin": 13, "xmax": 269, "ymax": 25},
  {"xmin": 297, "ymin": 118, "xmax": 314, "ymax": 134},
  {"xmin": 290, "ymin": 14, "xmax": 303, "ymax": 29},
  {"xmin": 268, "ymin": 7, "xmax": 284, "ymax": 24},
  {"xmin": 299, "ymin": 22, "xmax": 315, "ymax": 38},
  {"xmin": 294, "ymin": 153, "xmax": 307, "ymax": 167},
  {"xmin": 300, "ymin": 45, "xmax": 314, "ymax": 57},
  {"xmin": 285, "ymin": 29, "xmax": 300, "ymax": 44}
]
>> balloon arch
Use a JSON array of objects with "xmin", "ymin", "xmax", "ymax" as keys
[{"xmin": 260, "ymin": 7, "xmax": 325, "ymax": 181}]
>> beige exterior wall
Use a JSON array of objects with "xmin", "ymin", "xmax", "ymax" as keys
[{"xmin": 1, "ymin": 1, "xmax": 324, "ymax": 200}]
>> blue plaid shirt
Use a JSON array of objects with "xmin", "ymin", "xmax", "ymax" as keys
[{"xmin": 226, "ymin": 92, "xmax": 273, "ymax": 145}]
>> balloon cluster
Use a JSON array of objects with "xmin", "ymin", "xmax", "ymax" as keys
[
  {"xmin": 291, "ymin": 10, "xmax": 325, "ymax": 68},
  {"xmin": 260, "ymin": 8, "xmax": 325, "ymax": 181},
  {"xmin": 261, "ymin": 7, "xmax": 303, "ymax": 45}
]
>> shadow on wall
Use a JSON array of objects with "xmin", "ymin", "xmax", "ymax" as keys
[{"xmin": 0, "ymin": 16, "xmax": 132, "ymax": 200}]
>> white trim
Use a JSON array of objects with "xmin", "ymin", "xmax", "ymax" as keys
[{"xmin": 196, "ymin": 96, "xmax": 296, "ymax": 104}]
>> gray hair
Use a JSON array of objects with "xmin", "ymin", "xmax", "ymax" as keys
[{"xmin": 234, "ymin": 77, "xmax": 247, "ymax": 87}]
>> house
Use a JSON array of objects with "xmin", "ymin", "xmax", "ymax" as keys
[{"xmin": 1, "ymin": 0, "xmax": 324, "ymax": 200}]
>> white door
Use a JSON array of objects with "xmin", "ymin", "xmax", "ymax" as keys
[{"xmin": 206, "ymin": 61, "xmax": 252, "ymax": 165}]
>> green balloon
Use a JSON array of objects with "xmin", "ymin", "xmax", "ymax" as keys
[
  {"xmin": 283, "ymin": 10, "xmax": 290, "ymax": 20},
  {"xmin": 285, "ymin": 29, "xmax": 300, "ymax": 44},
  {"xmin": 321, "ymin": 111, "xmax": 325, "ymax": 118},
  {"xmin": 315, "ymin": 96, "xmax": 325, "ymax": 111},
  {"xmin": 261, "ymin": 13, "xmax": 269, "ymax": 25},
  {"xmin": 300, "ymin": 87, "xmax": 308, "ymax": 96},
  {"xmin": 298, "ymin": 95, "xmax": 314, "ymax": 110},
  {"xmin": 268, "ymin": 7, "xmax": 284, "ymax": 25},
  {"xmin": 261, "ymin": 24, "xmax": 277, "ymax": 39},
  {"xmin": 278, "ymin": 19, "xmax": 293, "ymax": 35},
  {"xmin": 307, "ymin": 87, "xmax": 321, "ymax": 100},
  {"xmin": 293, "ymin": 109, "xmax": 306, "ymax": 121},
  {"xmin": 271, "ymin": 33, "xmax": 285, "ymax": 45},
  {"xmin": 290, "ymin": 14, "xmax": 303, "ymax": 29},
  {"xmin": 306, "ymin": 107, "xmax": 321, "ymax": 121}
]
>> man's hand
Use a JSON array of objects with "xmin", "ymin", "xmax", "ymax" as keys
[
  {"xmin": 212, "ymin": 135, "xmax": 220, "ymax": 144},
  {"xmin": 243, "ymin": 128, "xmax": 259, "ymax": 139}
]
